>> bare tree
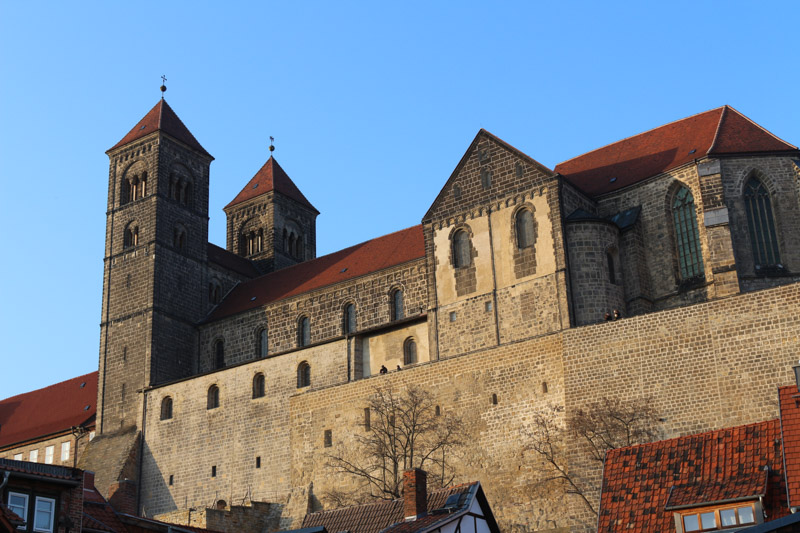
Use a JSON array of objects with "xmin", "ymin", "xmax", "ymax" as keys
[
  {"xmin": 524, "ymin": 397, "xmax": 661, "ymax": 516},
  {"xmin": 325, "ymin": 384, "xmax": 464, "ymax": 503}
]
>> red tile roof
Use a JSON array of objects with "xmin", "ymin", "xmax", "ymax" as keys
[
  {"xmin": 108, "ymin": 99, "xmax": 212, "ymax": 157},
  {"xmin": 555, "ymin": 106, "xmax": 796, "ymax": 197},
  {"xmin": 0, "ymin": 457, "xmax": 83, "ymax": 482},
  {"xmin": 302, "ymin": 483, "xmax": 477, "ymax": 533},
  {"xmin": 0, "ymin": 503, "xmax": 25, "ymax": 529},
  {"xmin": 225, "ymin": 156, "xmax": 317, "ymax": 212},
  {"xmin": 778, "ymin": 385, "xmax": 800, "ymax": 508},
  {"xmin": 0, "ymin": 372, "xmax": 97, "ymax": 448},
  {"xmin": 207, "ymin": 243, "xmax": 261, "ymax": 278},
  {"xmin": 599, "ymin": 419, "xmax": 788, "ymax": 533},
  {"xmin": 207, "ymin": 225, "xmax": 424, "ymax": 321}
]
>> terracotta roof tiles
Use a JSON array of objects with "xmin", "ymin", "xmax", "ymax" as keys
[
  {"xmin": 225, "ymin": 156, "xmax": 317, "ymax": 212},
  {"xmin": 778, "ymin": 385, "xmax": 800, "ymax": 508}
]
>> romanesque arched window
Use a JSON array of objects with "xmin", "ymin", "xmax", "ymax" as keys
[
  {"xmin": 297, "ymin": 361, "xmax": 311, "ymax": 388},
  {"xmin": 173, "ymin": 226, "xmax": 187, "ymax": 252},
  {"xmin": 671, "ymin": 185, "xmax": 704, "ymax": 281},
  {"xmin": 252, "ymin": 373, "xmax": 265, "ymax": 399},
  {"xmin": 515, "ymin": 209, "xmax": 535, "ymax": 249},
  {"xmin": 214, "ymin": 340, "xmax": 225, "ymax": 369},
  {"xmin": 160, "ymin": 397, "xmax": 173, "ymax": 420},
  {"xmin": 343, "ymin": 303, "xmax": 356, "ymax": 335},
  {"xmin": 258, "ymin": 327, "xmax": 268, "ymax": 357},
  {"xmin": 294, "ymin": 235, "xmax": 304, "ymax": 260},
  {"xmin": 207, "ymin": 385, "xmax": 219, "ymax": 409},
  {"xmin": 298, "ymin": 316, "xmax": 310, "ymax": 347},
  {"xmin": 744, "ymin": 176, "xmax": 781, "ymax": 268},
  {"xmin": 209, "ymin": 281, "xmax": 222, "ymax": 305},
  {"xmin": 403, "ymin": 338, "xmax": 418, "ymax": 365},
  {"xmin": 124, "ymin": 223, "xmax": 139, "ymax": 249},
  {"xmin": 391, "ymin": 289, "xmax": 404, "ymax": 321},
  {"xmin": 452, "ymin": 230, "xmax": 471, "ymax": 268},
  {"xmin": 170, "ymin": 173, "xmax": 193, "ymax": 208}
]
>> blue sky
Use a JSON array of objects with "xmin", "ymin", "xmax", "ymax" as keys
[{"xmin": 1, "ymin": 1, "xmax": 798, "ymax": 398}]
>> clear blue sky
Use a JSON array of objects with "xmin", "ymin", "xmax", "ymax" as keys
[{"xmin": 1, "ymin": 2, "xmax": 797, "ymax": 398}]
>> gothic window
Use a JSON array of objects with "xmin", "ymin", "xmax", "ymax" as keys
[
  {"xmin": 258, "ymin": 327, "xmax": 268, "ymax": 357},
  {"xmin": 252, "ymin": 373, "xmax": 265, "ymax": 399},
  {"xmin": 207, "ymin": 385, "xmax": 219, "ymax": 410},
  {"xmin": 173, "ymin": 226, "xmax": 187, "ymax": 251},
  {"xmin": 124, "ymin": 224, "xmax": 139, "ymax": 249},
  {"xmin": 453, "ymin": 229, "xmax": 471, "ymax": 268},
  {"xmin": 209, "ymin": 280, "xmax": 222, "ymax": 305},
  {"xmin": 391, "ymin": 289, "xmax": 404, "ymax": 321},
  {"xmin": 515, "ymin": 209, "xmax": 535, "ymax": 249},
  {"xmin": 214, "ymin": 340, "xmax": 225, "ymax": 369},
  {"xmin": 480, "ymin": 167, "xmax": 492, "ymax": 189},
  {"xmin": 344, "ymin": 303, "xmax": 356, "ymax": 335},
  {"xmin": 671, "ymin": 185, "xmax": 705, "ymax": 281},
  {"xmin": 403, "ymin": 337, "xmax": 418, "ymax": 365},
  {"xmin": 744, "ymin": 176, "xmax": 781, "ymax": 268},
  {"xmin": 297, "ymin": 361, "xmax": 311, "ymax": 388},
  {"xmin": 160, "ymin": 397, "xmax": 173, "ymax": 420},
  {"xmin": 298, "ymin": 316, "xmax": 310, "ymax": 347}
]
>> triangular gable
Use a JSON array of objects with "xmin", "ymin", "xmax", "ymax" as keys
[
  {"xmin": 709, "ymin": 106, "xmax": 797, "ymax": 155},
  {"xmin": 107, "ymin": 99, "xmax": 212, "ymax": 158},
  {"xmin": 423, "ymin": 129, "xmax": 556, "ymax": 223},
  {"xmin": 225, "ymin": 156, "xmax": 318, "ymax": 213}
]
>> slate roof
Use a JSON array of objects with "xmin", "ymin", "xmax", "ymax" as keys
[
  {"xmin": 0, "ymin": 457, "xmax": 83, "ymax": 483},
  {"xmin": 778, "ymin": 385, "xmax": 800, "ymax": 508},
  {"xmin": 207, "ymin": 225, "xmax": 424, "ymax": 321},
  {"xmin": 225, "ymin": 156, "xmax": 318, "ymax": 213},
  {"xmin": 555, "ymin": 106, "xmax": 797, "ymax": 197},
  {"xmin": 0, "ymin": 371, "xmax": 97, "ymax": 448},
  {"xmin": 302, "ymin": 482, "xmax": 477, "ymax": 533},
  {"xmin": 207, "ymin": 243, "xmax": 261, "ymax": 278},
  {"xmin": 108, "ymin": 99, "xmax": 212, "ymax": 157},
  {"xmin": 598, "ymin": 419, "xmax": 789, "ymax": 532}
]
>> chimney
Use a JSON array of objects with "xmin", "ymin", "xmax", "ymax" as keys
[
  {"xmin": 83, "ymin": 471, "xmax": 96, "ymax": 490},
  {"xmin": 108, "ymin": 479, "xmax": 138, "ymax": 516},
  {"xmin": 403, "ymin": 469, "xmax": 427, "ymax": 521}
]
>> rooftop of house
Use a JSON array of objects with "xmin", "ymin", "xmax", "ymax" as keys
[
  {"xmin": 598, "ymin": 419, "xmax": 790, "ymax": 532},
  {"xmin": 207, "ymin": 224, "xmax": 424, "ymax": 321},
  {"xmin": 0, "ymin": 371, "xmax": 97, "ymax": 449},
  {"xmin": 225, "ymin": 156, "xmax": 318, "ymax": 213},
  {"xmin": 555, "ymin": 105, "xmax": 797, "ymax": 197}
]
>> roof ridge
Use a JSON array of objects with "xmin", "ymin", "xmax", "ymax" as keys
[
  {"xmin": 720, "ymin": 105, "xmax": 798, "ymax": 151},
  {"xmin": 556, "ymin": 106, "xmax": 726, "ymax": 168},
  {"xmin": 706, "ymin": 104, "xmax": 728, "ymax": 155},
  {"xmin": 0, "ymin": 371, "xmax": 97, "ymax": 403}
]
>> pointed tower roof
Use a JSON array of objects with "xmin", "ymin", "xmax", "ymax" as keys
[
  {"xmin": 225, "ymin": 156, "xmax": 318, "ymax": 213},
  {"xmin": 108, "ymin": 99, "xmax": 212, "ymax": 158}
]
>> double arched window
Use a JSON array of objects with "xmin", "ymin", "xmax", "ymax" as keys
[
  {"xmin": 298, "ymin": 316, "xmax": 310, "ymax": 347},
  {"xmin": 160, "ymin": 397, "xmax": 173, "ymax": 420},
  {"xmin": 283, "ymin": 227, "xmax": 304, "ymax": 260},
  {"xmin": 240, "ymin": 229, "xmax": 264, "ymax": 256},
  {"xmin": 515, "ymin": 209, "xmax": 535, "ymax": 249},
  {"xmin": 214, "ymin": 340, "xmax": 225, "ymax": 369},
  {"xmin": 123, "ymin": 223, "xmax": 139, "ymax": 249},
  {"xmin": 252, "ymin": 373, "xmax": 265, "ymax": 399},
  {"xmin": 207, "ymin": 385, "xmax": 220, "ymax": 410},
  {"xmin": 123, "ymin": 172, "xmax": 147, "ymax": 204},
  {"xmin": 744, "ymin": 176, "xmax": 781, "ymax": 268},
  {"xmin": 297, "ymin": 361, "xmax": 311, "ymax": 388},
  {"xmin": 258, "ymin": 327, "xmax": 268, "ymax": 357},
  {"xmin": 403, "ymin": 338, "xmax": 418, "ymax": 365},
  {"xmin": 452, "ymin": 230, "xmax": 471, "ymax": 268},
  {"xmin": 343, "ymin": 303, "xmax": 356, "ymax": 335},
  {"xmin": 169, "ymin": 174, "xmax": 192, "ymax": 207},
  {"xmin": 391, "ymin": 289, "xmax": 404, "ymax": 321},
  {"xmin": 671, "ymin": 185, "xmax": 704, "ymax": 281}
]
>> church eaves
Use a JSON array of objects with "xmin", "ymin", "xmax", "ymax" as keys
[
  {"xmin": 107, "ymin": 99, "xmax": 212, "ymax": 158},
  {"xmin": 224, "ymin": 156, "xmax": 318, "ymax": 213}
]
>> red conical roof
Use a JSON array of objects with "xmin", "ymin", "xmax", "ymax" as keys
[
  {"xmin": 108, "ymin": 99, "xmax": 212, "ymax": 157},
  {"xmin": 225, "ymin": 156, "xmax": 318, "ymax": 213}
]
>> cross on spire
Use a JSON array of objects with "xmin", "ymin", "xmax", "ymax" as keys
[
  {"xmin": 269, "ymin": 136, "xmax": 275, "ymax": 153},
  {"xmin": 160, "ymin": 75, "xmax": 167, "ymax": 98}
]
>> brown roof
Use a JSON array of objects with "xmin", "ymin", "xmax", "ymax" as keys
[
  {"xmin": 225, "ymin": 156, "xmax": 317, "ymax": 212},
  {"xmin": 598, "ymin": 419, "xmax": 789, "ymax": 532},
  {"xmin": 778, "ymin": 385, "xmax": 800, "ymax": 508},
  {"xmin": 0, "ymin": 372, "xmax": 96, "ymax": 448},
  {"xmin": 0, "ymin": 503, "xmax": 25, "ymax": 529},
  {"xmin": 555, "ymin": 106, "xmax": 796, "ymax": 197},
  {"xmin": 108, "ymin": 99, "xmax": 212, "ymax": 157},
  {"xmin": 302, "ymin": 483, "xmax": 477, "ymax": 533},
  {"xmin": 207, "ymin": 225, "xmax": 424, "ymax": 321},
  {"xmin": 207, "ymin": 243, "xmax": 261, "ymax": 278}
]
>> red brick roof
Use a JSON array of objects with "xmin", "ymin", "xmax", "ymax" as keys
[
  {"xmin": 207, "ymin": 243, "xmax": 261, "ymax": 278},
  {"xmin": 0, "ymin": 372, "xmax": 97, "ymax": 448},
  {"xmin": 555, "ymin": 106, "xmax": 796, "ymax": 197},
  {"xmin": 598, "ymin": 419, "xmax": 788, "ymax": 533},
  {"xmin": 302, "ymin": 483, "xmax": 477, "ymax": 533},
  {"xmin": 225, "ymin": 156, "xmax": 317, "ymax": 213},
  {"xmin": 108, "ymin": 99, "xmax": 212, "ymax": 157},
  {"xmin": 778, "ymin": 385, "xmax": 800, "ymax": 508},
  {"xmin": 207, "ymin": 225, "xmax": 424, "ymax": 321}
]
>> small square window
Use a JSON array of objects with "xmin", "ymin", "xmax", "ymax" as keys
[
  {"xmin": 700, "ymin": 512, "xmax": 716, "ymax": 530},
  {"xmin": 485, "ymin": 301, "xmax": 492, "ymax": 312},
  {"xmin": 449, "ymin": 311, "xmax": 457, "ymax": 322}
]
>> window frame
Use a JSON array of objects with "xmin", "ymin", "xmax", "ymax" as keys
[
  {"xmin": 515, "ymin": 208, "xmax": 536, "ymax": 250},
  {"xmin": 391, "ymin": 289, "xmax": 404, "ymax": 321},
  {"xmin": 252, "ymin": 373, "xmax": 266, "ymax": 399},
  {"xmin": 160, "ymin": 396, "xmax": 173, "ymax": 420},
  {"xmin": 744, "ymin": 175, "xmax": 782, "ymax": 270},
  {"xmin": 7, "ymin": 491, "xmax": 28, "ymax": 526},
  {"xmin": 674, "ymin": 501, "xmax": 759, "ymax": 532},
  {"xmin": 44, "ymin": 446, "xmax": 54, "ymax": 465},
  {"xmin": 207, "ymin": 385, "xmax": 220, "ymax": 410},
  {"xmin": 403, "ymin": 337, "xmax": 418, "ymax": 365},
  {"xmin": 670, "ymin": 184, "xmax": 705, "ymax": 284},
  {"xmin": 60, "ymin": 441, "xmax": 70, "ymax": 462},
  {"xmin": 33, "ymin": 496, "xmax": 56, "ymax": 533},
  {"xmin": 297, "ymin": 361, "xmax": 311, "ymax": 388},
  {"xmin": 298, "ymin": 316, "xmax": 311, "ymax": 347},
  {"xmin": 343, "ymin": 303, "xmax": 357, "ymax": 335},
  {"xmin": 452, "ymin": 229, "xmax": 472, "ymax": 269},
  {"xmin": 258, "ymin": 327, "xmax": 268, "ymax": 357}
]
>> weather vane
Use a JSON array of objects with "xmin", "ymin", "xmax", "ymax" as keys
[
  {"xmin": 160, "ymin": 75, "xmax": 167, "ymax": 98},
  {"xmin": 269, "ymin": 136, "xmax": 275, "ymax": 153}
]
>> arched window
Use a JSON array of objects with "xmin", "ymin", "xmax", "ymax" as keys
[
  {"xmin": 209, "ymin": 281, "xmax": 222, "ymax": 305},
  {"xmin": 391, "ymin": 289, "xmax": 404, "ymax": 321},
  {"xmin": 344, "ymin": 303, "xmax": 356, "ymax": 335},
  {"xmin": 515, "ymin": 209, "xmax": 535, "ymax": 249},
  {"xmin": 139, "ymin": 172, "xmax": 147, "ymax": 199},
  {"xmin": 453, "ymin": 230, "xmax": 471, "ymax": 268},
  {"xmin": 295, "ymin": 235, "xmax": 304, "ymax": 260},
  {"xmin": 160, "ymin": 397, "xmax": 173, "ymax": 420},
  {"xmin": 297, "ymin": 361, "xmax": 311, "ymax": 388},
  {"xmin": 403, "ymin": 338, "xmax": 418, "ymax": 365},
  {"xmin": 252, "ymin": 373, "xmax": 265, "ymax": 399},
  {"xmin": 174, "ymin": 226, "xmax": 187, "ymax": 251},
  {"xmin": 671, "ymin": 185, "xmax": 704, "ymax": 280},
  {"xmin": 214, "ymin": 340, "xmax": 225, "ymax": 369},
  {"xmin": 124, "ymin": 224, "xmax": 139, "ymax": 249},
  {"xmin": 207, "ymin": 385, "xmax": 219, "ymax": 409},
  {"xmin": 298, "ymin": 316, "xmax": 310, "ymax": 347},
  {"xmin": 258, "ymin": 327, "xmax": 268, "ymax": 357},
  {"xmin": 744, "ymin": 176, "xmax": 781, "ymax": 268}
]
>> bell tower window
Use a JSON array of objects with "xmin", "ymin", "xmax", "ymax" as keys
[{"xmin": 124, "ymin": 223, "xmax": 139, "ymax": 249}]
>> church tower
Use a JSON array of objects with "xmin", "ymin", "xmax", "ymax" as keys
[
  {"xmin": 98, "ymin": 97, "xmax": 213, "ymax": 433},
  {"xmin": 224, "ymin": 155, "xmax": 318, "ymax": 273}
]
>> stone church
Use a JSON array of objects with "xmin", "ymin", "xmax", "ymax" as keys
[{"xmin": 4, "ymin": 98, "xmax": 800, "ymax": 533}]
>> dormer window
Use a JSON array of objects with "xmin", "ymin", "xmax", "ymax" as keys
[{"xmin": 676, "ymin": 503, "xmax": 757, "ymax": 532}]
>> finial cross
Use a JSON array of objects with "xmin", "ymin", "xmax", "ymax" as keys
[
  {"xmin": 269, "ymin": 136, "xmax": 275, "ymax": 153},
  {"xmin": 161, "ymin": 75, "xmax": 167, "ymax": 85}
]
